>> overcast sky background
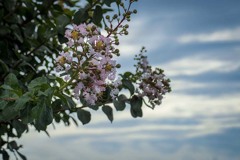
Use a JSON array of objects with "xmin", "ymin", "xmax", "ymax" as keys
[{"xmin": 19, "ymin": 0, "xmax": 240, "ymax": 159}]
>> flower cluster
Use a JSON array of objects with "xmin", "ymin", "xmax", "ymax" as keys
[
  {"xmin": 135, "ymin": 48, "xmax": 171, "ymax": 108},
  {"xmin": 56, "ymin": 23, "xmax": 121, "ymax": 105}
]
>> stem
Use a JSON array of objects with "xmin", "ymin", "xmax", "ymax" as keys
[
  {"xmin": 143, "ymin": 98, "xmax": 154, "ymax": 109},
  {"xmin": 107, "ymin": 2, "xmax": 133, "ymax": 37}
]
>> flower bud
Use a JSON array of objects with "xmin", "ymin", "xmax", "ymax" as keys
[
  {"xmin": 127, "ymin": 11, "xmax": 132, "ymax": 15},
  {"xmin": 113, "ymin": 14, "xmax": 118, "ymax": 19},
  {"xmin": 91, "ymin": 25, "xmax": 96, "ymax": 32},
  {"xmin": 116, "ymin": 64, "xmax": 121, "ymax": 68}
]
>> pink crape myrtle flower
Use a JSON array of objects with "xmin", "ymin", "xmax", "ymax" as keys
[{"xmin": 55, "ymin": 23, "xmax": 122, "ymax": 105}]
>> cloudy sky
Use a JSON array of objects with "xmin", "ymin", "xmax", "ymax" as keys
[{"xmin": 19, "ymin": 0, "xmax": 240, "ymax": 159}]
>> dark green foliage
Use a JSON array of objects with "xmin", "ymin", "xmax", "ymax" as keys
[
  {"xmin": 113, "ymin": 94, "xmax": 127, "ymax": 111},
  {"xmin": 93, "ymin": 5, "xmax": 103, "ymax": 26},
  {"xmin": 0, "ymin": 0, "xmax": 169, "ymax": 159},
  {"xmin": 73, "ymin": 8, "xmax": 87, "ymax": 25},
  {"xmin": 77, "ymin": 109, "xmax": 91, "ymax": 125},
  {"xmin": 130, "ymin": 95, "xmax": 143, "ymax": 118},
  {"xmin": 102, "ymin": 105, "xmax": 113, "ymax": 122},
  {"xmin": 122, "ymin": 79, "xmax": 135, "ymax": 95}
]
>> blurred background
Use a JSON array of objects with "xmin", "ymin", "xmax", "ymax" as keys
[{"xmin": 19, "ymin": 0, "xmax": 240, "ymax": 159}]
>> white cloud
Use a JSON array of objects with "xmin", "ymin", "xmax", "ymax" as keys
[
  {"xmin": 115, "ymin": 18, "xmax": 167, "ymax": 57},
  {"xmin": 22, "ymin": 92, "xmax": 239, "ymax": 141},
  {"xmin": 178, "ymin": 27, "xmax": 240, "ymax": 43},
  {"xmin": 159, "ymin": 55, "xmax": 240, "ymax": 76}
]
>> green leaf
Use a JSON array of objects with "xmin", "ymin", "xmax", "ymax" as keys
[
  {"xmin": 77, "ymin": 109, "xmax": 91, "ymax": 125},
  {"xmin": 19, "ymin": 61, "xmax": 36, "ymax": 72},
  {"xmin": 24, "ymin": 22, "xmax": 35, "ymax": 37},
  {"xmin": 7, "ymin": 141, "xmax": 18, "ymax": 151},
  {"xmin": 130, "ymin": 95, "xmax": 143, "ymax": 118},
  {"xmin": 0, "ymin": 104, "xmax": 19, "ymax": 121},
  {"xmin": 12, "ymin": 120, "xmax": 27, "ymax": 137},
  {"xmin": 16, "ymin": 151, "xmax": 27, "ymax": 160},
  {"xmin": 102, "ymin": 105, "xmax": 113, "ymax": 123},
  {"xmin": 11, "ymin": 25, "xmax": 23, "ymax": 43},
  {"xmin": 28, "ymin": 76, "xmax": 48, "ymax": 90},
  {"xmin": 1, "ymin": 84, "xmax": 13, "ymax": 90},
  {"xmin": 37, "ymin": 25, "xmax": 46, "ymax": 41},
  {"xmin": 0, "ymin": 26, "xmax": 11, "ymax": 36},
  {"xmin": 0, "ymin": 101, "xmax": 8, "ymax": 110},
  {"xmin": 56, "ymin": 14, "xmax": 70, "ymax": 34},
  {"xmin": 0, "ymin": 59, "xmax": 10, "ymax": 73},
  {"xmin": 123, "ymin": 71, "xmax": 133, "ymax": 79},
  {"xmin": 56, "ymin": 15, "xmax": 70, "ymax": 27},
  {"xmin": 3, "ymin": 0, "xmax": 16, "ymax": 12},
  {"xmin": 2, "ymin": 149, "xmax": 9, "ymax": 160},
  {"xmin": 88, "ymin": 105, "xmax": 99, "ymax": 111},
  {"xmin": 4, "ymin": 73, "xmax": 19, "ymax": 90},
  {"xmin": 34, "ymin": 100, "xmax": 53, "ymax": 130},
  {"xmin": 103, "ymin": 0, "xmax": 116, "ymax": 7},
  {"xmin": 55, "ymin": 93, "xmax": 75, "ymax": 110},
  {"xmin": 69, "ymin": 116, "xmax": 78, "ymax": 126},
  {"xmin": 122, "ymin": 79, "xmax": 135, "ymax": 95},
  {"xmin": 73, "ymin": 8, "xmax": 85, "ymax": 25},
  {"xmin": 64, "ymin": 95, "xmax": 76, "ymax": 108},
  {"xmin": 21, "ymin": 105, "xmax": 35, "ymax": 124},
  {"xmin": 113, "ymin": 98, "xmax": 126, "ymax": 111},
  {"xmin": 58, "ymin": 33, "xmax": 68, "ymax": 44},
  {"xmin": 14, "ymin": 92, "xmax": 31, "ymax": 111},
  {"xmin": 37, "ymin": 87, "xmax": 54, "ymax": 98},
  {"xmin": 41, "ymin": 106, "xmax": 53, "ymax": 126},
  {"xmin": 93, "ymin": 5, "xmax": 103, "ymax": 26},
  {"xmin": 56, "ymin": 77, "xmax": 66, "ymax": 86}
]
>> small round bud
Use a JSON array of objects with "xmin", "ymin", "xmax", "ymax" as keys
[
  {"xmin": 113, "ymin": 14, "xmax": 118, "ymax": 19},
  {"xmin": 125, "ymin": 31, "xmax": 128, "ymax": 35},
  {"xmin": 116, "ymin": 64, "xmax": 121, "ymax": 68},
  {"xmin": 133, "ymin": 9, "xmax": 137, "ymax": 14},
  {"xmin": 125, "ymin": 24, "xmax": 129, "ymax": 28},
  {"xmin": 106, "ymin": 15, "xmax": 110, "ymax": 19},
  {"xmin": 115, "ymin": 49, "xmax": 119, "ymax": 53},
  {"xmin": 115, "ymin": 41, "xmax": 119, "ymax": 45},
  {"xmin": 91, "ymin": 25, "xmax": 96, "ymax": 31},
  {"xmin": 127, "ymin": 11, "xmax": 132, "ymax": 15}
]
